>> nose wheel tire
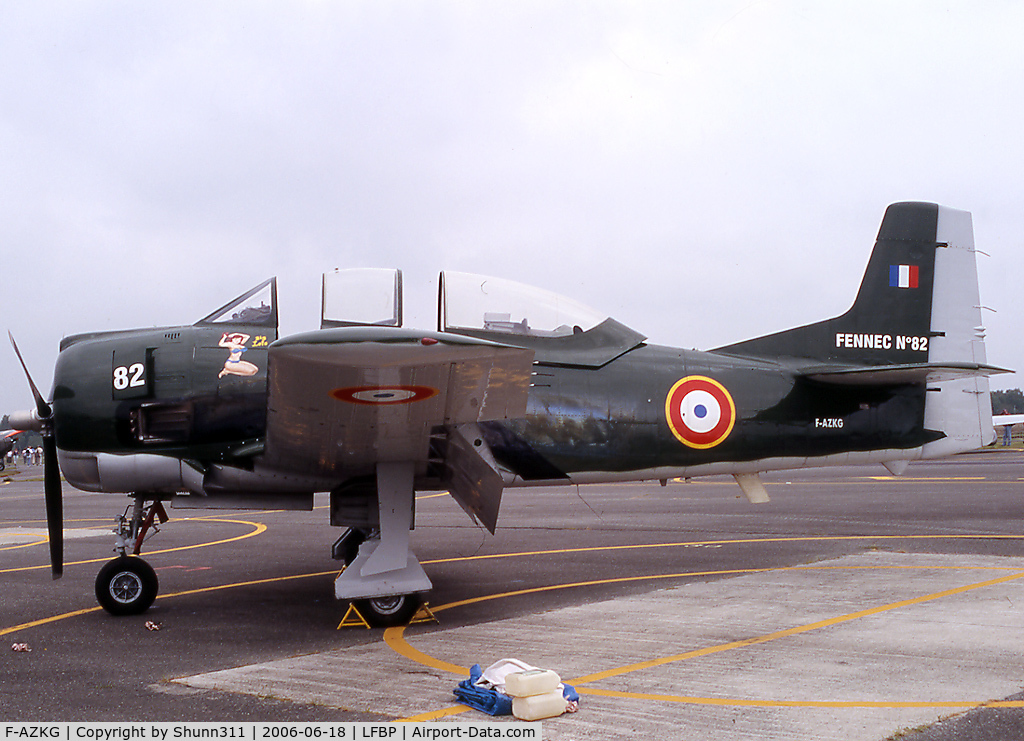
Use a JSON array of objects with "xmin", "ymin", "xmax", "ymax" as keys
[
  {"xmin": 353, "ymin": 593, "xmax": 422, "ymax": 627},
  {"xmin": 95, "ymin": 556, "xmax": 159, "ymax": 616}
]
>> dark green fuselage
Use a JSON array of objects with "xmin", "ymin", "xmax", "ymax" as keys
[
  {"xmin": 50, "ymin": 320, "xmax": 930, "ymax": 486},
  {"xmin": 53, "ymin": 323, "xmax": 274, "ymax": 462}
]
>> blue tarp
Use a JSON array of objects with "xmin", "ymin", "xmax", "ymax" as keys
[
  {"xmin": 453, "ymin": 664, "xmax": 513, "ymax": 716},
  {"xmin": 453, "ymin": 664, "xmax": 580, "ymax": 716}
]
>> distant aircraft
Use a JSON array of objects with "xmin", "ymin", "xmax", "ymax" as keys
[
  {"xmin": 8, "ymin": 202, "xmax": 1008, "ymax": 625},
  {"xmin": 993, "ymin": 414, "xmax": 1024, "ymax": 426},
  {"xmin": 0, "ymin": 429, "xmax": 20, "ymax": 470},
  {"xmin": 992, "ymin": 412, "xmax": 1024, "ymax": 446}
]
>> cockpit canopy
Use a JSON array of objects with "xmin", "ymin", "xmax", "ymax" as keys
[
  {"xmin": 440, "ymin": 271, "xmax": 608, "ymax": 337},
  {"xmin": 313, "ymin": 268, "xmax": 646, "ymax": 366}
]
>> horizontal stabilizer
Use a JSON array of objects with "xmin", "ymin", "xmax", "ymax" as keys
[{"xmin": 802, "ymin": 361, "xmax": 1011, "ymax": 386}]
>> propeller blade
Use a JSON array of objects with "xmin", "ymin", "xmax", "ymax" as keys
[
  {"xmin": 43, "ymin": 437, "xmax": 63, "ymax": 579},
  {"xmin": 8, "ymin": 332, "xmax": 51, "ymax": 419},
  {"xmin": 9, "ymin": 331, "xmax": 62, "ymax": 578}
]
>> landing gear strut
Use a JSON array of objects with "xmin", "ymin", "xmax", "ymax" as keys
[
  {"xmin": 95, "ymin": 497, "xmax": 167, "ymax": 616},
  {"xmin": 331, "ymin": 463, "xmax": 433, "ymax": 628},
  {"xmin": 333, "ymin": 525, "xmax": 425, "ymax": 628}
]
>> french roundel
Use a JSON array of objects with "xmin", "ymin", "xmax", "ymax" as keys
[
  {"xmin": 665, "ymin": 375, "xmax": 736, "ymax": 449},
  {"xmin": 330, "ymin": 385, "xmax": 439, "ymax": 405}
]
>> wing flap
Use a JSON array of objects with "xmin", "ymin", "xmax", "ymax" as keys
[
  {"xmin": 443, "ymin": 423, "xmax": 505, "ymax": 534},
  {"xmin": 263, "ymin": 327, "xmax": 534, "ymax": 477}
]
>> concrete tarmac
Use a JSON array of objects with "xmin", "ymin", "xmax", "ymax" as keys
[{"xmin": 3, "ymin": 452, "xmax": 1024, "ymax": 739}]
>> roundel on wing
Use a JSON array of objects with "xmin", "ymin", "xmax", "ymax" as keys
[
  {"xmin": 330, "ymin": 385, "xmax": 439, "ymax": 405},
  {"xmin": 665, "ymin": 375, "xmax": 736, "ymax": 449}
]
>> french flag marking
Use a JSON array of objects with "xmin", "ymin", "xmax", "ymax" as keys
[{"xmin": 889, "ymin": 264, "xmax": 919, "ymax": 289}]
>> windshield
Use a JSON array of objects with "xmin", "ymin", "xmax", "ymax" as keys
[
  {"xmin": 197, "ymin": 278, "xmax": 277, "ymax": 327},
  {"xmin": 442, "ymin": 271, "xmax": 607, "ymax": 337}
]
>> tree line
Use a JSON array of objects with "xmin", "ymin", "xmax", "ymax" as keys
[{"xmin": 991, "ymin": 389, "xmax": 1024, "ymax": 415}]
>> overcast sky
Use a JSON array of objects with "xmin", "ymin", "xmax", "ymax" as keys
[{"xmin": 3, "ymin": 1, "xmax": 1023, "ymax": 419}]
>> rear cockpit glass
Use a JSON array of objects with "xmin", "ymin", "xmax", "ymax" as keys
[
  {"xmin": 322, "ymin": 268, "xmax": 402, "ymax": 329},
  {"xmin": 441, "ymin": 271, "xmax": 607, "ymax": 337}
]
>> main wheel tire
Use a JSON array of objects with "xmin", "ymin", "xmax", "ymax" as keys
[
  {"xmin": 95, "ymin": 556, "xmax": 159, "ymax": 616},
  {"xmin": 353, "ymin": 593, "xmax": 422, "ymax": 628}
]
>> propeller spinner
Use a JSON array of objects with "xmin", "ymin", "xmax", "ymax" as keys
[{"xmin": 8, "ymin": 332, "xmax": 63, "ymax": 579}]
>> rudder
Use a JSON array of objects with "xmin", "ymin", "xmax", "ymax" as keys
[{"xmin": 922, "ymin": 205, "xmax": 994, "ymax": 453}]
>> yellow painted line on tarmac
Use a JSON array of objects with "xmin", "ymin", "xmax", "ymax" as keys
[
  {"xmin": 420, "ymin": 533, "xmax": 1024, "ymax": 566},
  {"xmin": 0, "ymin": 518, "xmax": 268, "ymax": 575},
  {"xmin": 384, "ymin": 568, "xmax": 777, "ymax": 684},
  {"xmin": 864, "ymin": 476, "xmax": 989, "ymax": 482},
  {"xmin": 0, "ymin": 537, "xmax": 49, "ymax": 551},
  {"xmin": 159, "ymin": 570, "xmax": 340, "ymax": 601},
  {"xmin": 383, "ymin": 628, "xmax": 470, "ymax": 676},
  {"xmin": 568, "ymin": 568, "xmax": 1024, "ymax": 686},
  {"xmin": 0, "ymin": 517, "xmax": 278, "ymax": 637},
  {"xmin": 384, "ymin": 562, "xmax": 1024, "ymax": 667},
  {"xmin": 0, "ymin": 568, "xmax": 342, "ymax": 639},
  {"xmin": 391, "ymin": 557, "xmax": 1024, "ymax": 676},
  {"xmin": 388, "ymin": 556, "xmax": 1024, "ymax": 717},
  {"xmin": 0, "ymin": 605, "xmax": 104, "ymax": 638},
  {"xmin": 576, "ymin": 687, "xmax": 1024, "ymax": 709},
  {"xmin": 145, "ymin": 517, "xmax": 270, "ymax": 555},
  {"xmin": 424, "ymin": 569, "xmax": 776, "ymax": 617},
  {"xmin": 7, "ymin": 524, "xmax": 1024, "ymax": 713},
  {"xmin": 395, "ymin": 706, "xmax": 474, "ymax": 722}
]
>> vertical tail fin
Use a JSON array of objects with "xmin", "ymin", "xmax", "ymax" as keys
[
  {"xmin": 717, "ymin": 202, "xmax": 941, "ymax": 364},
  {"xmin": 718, "ymin": 202, "xmax": 999, "ymax": 453}
]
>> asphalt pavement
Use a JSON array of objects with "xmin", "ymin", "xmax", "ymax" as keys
[{"xmin": 3, "ymin": 451, "xmax": 1024, "ymax": 740}]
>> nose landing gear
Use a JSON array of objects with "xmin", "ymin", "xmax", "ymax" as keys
[{"xmin": 95, "ymin": 497, "xmax": 168, "ymax": 616}]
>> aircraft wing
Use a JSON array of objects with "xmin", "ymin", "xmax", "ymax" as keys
[
  {"xmin": 1, "ymin": 429, "xmax": 21, "ymax": 440},
  {"xmin": 262, "ymin": 326, "xmax": 534, "ymax": 484}
]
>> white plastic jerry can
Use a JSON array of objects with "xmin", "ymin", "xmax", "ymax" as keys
[
  {"xmin": 505, "ymin": 669, "xmax": 561, "ymax": 698},
  {"xmin": 512, "ymin": 689, "xmax": 568, "ymax": 721}
]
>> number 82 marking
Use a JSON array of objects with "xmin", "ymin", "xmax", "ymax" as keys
[{"xmin": 113, "ymin": 363, "xmax": 146, "ymax": 390}]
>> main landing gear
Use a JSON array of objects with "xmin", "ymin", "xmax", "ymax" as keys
[
  {"xmin": 95, "ymin": 497, "xmax": 167, "ymax": 616},
  {"xmin": 333, "ymin": 527, "xmax": 424, "ymax": 627},
  {"xmin": 331, "ymin": 462, "xmax": 432, "ymax": 628}
]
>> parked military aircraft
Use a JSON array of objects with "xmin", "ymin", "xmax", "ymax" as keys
[
  {"xmin": 8, "ymin": 202, "xmax": 1007, "ymax": 625},
  {"xmin": 0, "ymin": 429, "xmax": 20, "ymax": 470},
  {"xmin": 992, "ymin": 412, "xmax": 1024, "ymax": 447}
]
